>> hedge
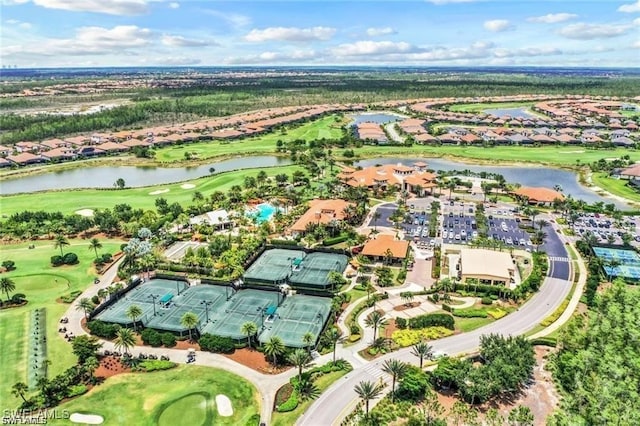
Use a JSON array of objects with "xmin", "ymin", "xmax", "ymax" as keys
[
  {"xmin": 452, "ymin": 308, "xmax": 488, "ymax": 318},
  {"xmin": 136, "ymin": 360, "xmax": 177, "ymax": 372},
  {"xmin": 323, "ymin": 235, "xmax": 349, "ymax": 246},
  {"xmin": 408, "ymin": 313, "xmax": 455, "ymax": 330},
  {"xmin": 87, "ymin": 320, "xmax": 120, "ymax": 339},
  {"xmin": 277, "ymin": 392, "xmax": 299, "ymax": 412},
  {"xmin": 199, "ymin": 334, "xmax": 235, "ymax": 353},
  {"xmin": 245, "ymin": 414, "xmax": 261, "ymax": 426},
  {"xmin": 269, "ymin": 239, "xmax": 300, "ymax": 246},
  {"xmin": 540, "ymin": 299, "xmax": 569, "ymax": 326},
  {"xmin": 395, "ymin": 317, "xmax": 407, "ymax": 330},
  {"xmin": 392, "ymin": 327, "xmax": 454, "ymax": 347}
]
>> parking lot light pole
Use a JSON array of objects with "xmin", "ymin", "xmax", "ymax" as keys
[
  {"xmin": 200, "ymin": 300, "xmax": 213, "ymax": 323},
  {"xmin": 149, "ymin": 294, "xmax": 159, "ymax": 316}
]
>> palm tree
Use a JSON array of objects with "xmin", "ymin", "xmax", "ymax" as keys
[
  {"xmin": 88, "ymin": 238, "xmax": 103, "ymax": 259},
  {"xmin": 84, "ymin": 356, "xmax": 100, "ymax": 383},
  {"xmin": 447, "ymin": 179, "xmax": 457, "ymax": 201},
  {"xmin": 327, "ymin": 327, "xmax": 341, "ymax": 364},
  {"xmin": 354, "ymin": 380, "xmax": 383, "ymax": 416},
  {"xmin": 288, "ymin": 348, "xmax": 312, "ymax": 383},
  {"xmin": 54, "ymin": 234, "xmax": 69, "ymax": 256},
  {"xmin": 0, "ymin": 277, "xmax": 16, "ymax": 302},
  {"xmin": 531, "ymin": 230, "xmax": 547, "ymax": 252},
  {"xmin": 126, "ymin": 305, "xmax": 143, "ymax": 331},
  {"xmin": 76, "ymin": 297, "xmax": 94, "ymax": 319},
  {"xmin": 114, "ymin": 328, "xmax": 136, "ymax": 355},
  {"xmin": 302, "ymin": 332, "xmax": 315, "ymax": 355},
  {"xmin": 411, "ymin": 341, "xmax": 434, "ymax": 369},
  {"xmin": 263, "ymin": 336, "xmax": 286, "ymax": 366},
  {"xmin": 365, "ymin": 311, "xmax": 387, "ymax": 343},
  {"xmin": 241, "ymin": 321, "xmax": 258, "ymax": 348},
  {"xmin": 180, "ymin": 312, "xmax": 199, "ymax": 342},
  {"xmin": 381, "ymin": 359, "xmax": 408, "ymax": 402},
  {"xmin": 11, "ymin": 382, "xmax": 28, "ymax": 403},
  {"xmin": 439, "ymin": 277, "xmax": 455, "ymax": 299},
  {"xmin": 535, "ymin": 218, "xmax": 549, "ymax": 231}
]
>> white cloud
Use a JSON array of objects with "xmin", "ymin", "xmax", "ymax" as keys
[
  {"xmin": 332, "ymin": 40, "xmax": 414, "ymax": 56},
  {"xmin": 633, "ymin": 40, "xmax": 640, "ymax": 48},
  {"xmin": 4, "ymin": 25, "xmax": 153, "ymax": 56},
  {"xmin": 245, "ymin": 26, "xmax": 336, "ymax": 42},
  {"xmin": 203, "ymin": 9, "xmax": 251, "ymax": 28},
  {"xmin": 161, "ymin": 34, "xmax": 213, "ymax": 47},
  {"xmin": 527, "ymin": 13, "xmax": 578, "ymax": 24},
  {"xmin": 168, "ymin": 2, "xmax": 178, "ymax": 9},
  {"xmin": 618, "ymin": 1, "xmax": 640, "ymax": 13},
  {"xmin": 366, "ymin": 27, "xmax": 397, "ymax": 37},
  {"xmin": 5, "ymin": 19, "xmax": 32, "ymax": 29},
  {"xmin": 558, "ymin": 23, "xmax": 631, "ymax": 39},
  {"xmin": 633, "ymin": 17, "xmax": 640, "ymax": 25},
  {"xmin": 32, "ymin": 0, "xmax": 149, "ymax": 15},
  {"xmin": 483, "ymin": 19, "xmax": 513, "ymax": 32},
  {"xmin": 225, "ymin": 50, "xmax": 317, "ymax": 64},
  {"xmin": 493, "ymin": 46, "xmax": 563, "ymax": 58},
  {"xmin": 152, "ymin": 56, "xmax": 201, "ymax": 65},
  {"xmin": 0, "ymin": 0, "xmax": 30, "ymax": 4}
]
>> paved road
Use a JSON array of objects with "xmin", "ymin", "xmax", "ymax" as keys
[{"xmin": 299, "ymin": 245, "xmax": 572, "ymax": 425}]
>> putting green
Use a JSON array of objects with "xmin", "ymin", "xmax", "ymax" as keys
[{"xmin": 156, "ymin": 392, "xmax": 211, "ymax": 426}]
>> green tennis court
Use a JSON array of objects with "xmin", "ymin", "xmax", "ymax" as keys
[
  {"xmin": 243, "ymin": 248, "xmax": 348, "ymax": 290},
  {"xmin": 258, "ymin": 295, "xmax": 333, "ymax": 348},
  {"xmin": 96, "ymin": 279, "xmax": 333, "ymax": 346},
  {"xmin": 593, "ymin": 246, "xmax": 640, "ymax": 281}
]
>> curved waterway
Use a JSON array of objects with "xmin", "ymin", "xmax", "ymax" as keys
[
  {"xmin": 355, "ymin": 157, "xmax": 627, "ymax": 208},
  {"xmin": 0, "ymin": 156, "xmax": 292, "ymax": 195}
]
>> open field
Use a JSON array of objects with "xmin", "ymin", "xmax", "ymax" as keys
[
  {"xmin": 50, "ymin": 366, "xmax": 259, "ymax": 426},
  {"xmin": 447, "ymin": 101, "xmax": 536, "ymax": 113},
  {"xmin": 154, "ymin": 115, "xmax": 345, "ymax": 163},
  {"xmin": 351, "ymin": 145, "xmax": 640, "ymax": 167},
  {"xmin": 0, "ymin": 238, "xmax": 125, "ymax": 408},
  {"xmin": 0, "ymin": 165, "xmax": 304, "ymax": 216},
  {"xmin": 592, "ymin": 172, "xmax": 640, "ymax": 203}
]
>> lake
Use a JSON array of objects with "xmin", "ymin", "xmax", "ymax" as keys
[
  {"xmin": 348, "ymin": 112, "xmax": 404, "ymax": 126},
  {"xmin": 483, "ymin": 107, "xmax": 538, "ymax": 119},
  {"xmin": 355, "ymin": 157, "xmax": 627, "ymax": 208},
  {"xmin": 0, "ymin": 156, "xmax": 292, "ymax": 195}
]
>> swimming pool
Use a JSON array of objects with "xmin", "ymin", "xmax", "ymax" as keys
[{"xmin": 248, "ymin": 202, "xmax": 277, "ymax": 223}]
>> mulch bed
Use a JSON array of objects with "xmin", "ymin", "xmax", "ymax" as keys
[
  {"xmin": 95, "ymin": 355, "xmax": 131, "ymax": 379},
  {"xmin": 224, "ymin": 348, "xmax": 290, "ymax": 374},
  {"xmin": 392, "ymin": 302, "xmax": 421, "ymax": 312}
]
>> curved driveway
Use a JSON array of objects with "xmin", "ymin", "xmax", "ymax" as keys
[{"xmin": 299, "ymin": 231, "xmax": 572, "ymax": 425}]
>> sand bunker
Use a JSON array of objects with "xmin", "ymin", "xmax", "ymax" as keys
[
  {"xmin": 75, "ymin": 209, "xmax": 94, "ymax": 217},
  {"xmin": 215, "ymin": 394, "xmax": 233, "ymax": 417},
  {"xmin": 70, "ymin": 413, "xmax": 104, "ymax": 424},
  {"xmin": 149, "ymin": 189, "xmax": 170, "ymax": 195},
  {"xmin": 559, "ymin": 150, "xmax": 585, "ymax": 154},
  {"xmin": 181, "ymin": 183, "xmax": 196, "ymax": 189}
]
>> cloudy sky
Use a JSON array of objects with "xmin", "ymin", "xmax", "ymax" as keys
[{"xmin": 2, "ymin": 0, "xmax": 639, "ymax": 68}]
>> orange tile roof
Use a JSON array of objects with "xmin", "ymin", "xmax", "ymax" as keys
[
  {"xmin": 290, "ymin": 199, "xmax": 353, "ymax": 232},
  {"xmin": 361, "ymin": 235, "xmax": 409, "ymax": 259},
  {"xmin": 514, "ymin": 187, "xmax": 564, "ymax": 203}
]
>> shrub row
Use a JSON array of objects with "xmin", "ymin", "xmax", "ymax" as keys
[
  {"xmin": 323, "ymin": 235, "xmax": 349, "ymax": 246},
  {"xmin": 51, "ymin": 253, "xmax": 79, "ymax": 266},
  {"xmin": 452, "ymin": 308, "xmax": 488, "ymax": 318},
  {"xmin": 61, "ymin": 290, "xmax": 82, "ymax": 304},
  {"xmin": 199, "ymin": 333, "xmax": 235, "ymax": 353},
  {"xmin": 269, "ymin": 239, "xmax": 300, "ymax": 246},
  {"xmin": 87, "ymin": 320, "xmax": 120, "ymax": 339},
  {"xmin": 408, "ymin": 313, "xmax": 455, "ymax": 330},
  {"xmin": 276, "ymin": 392, "xmax": 299, "ymax": 412},
  {"xmin": 135, "ymin": 360, "xmax": 177, "ymax": 372},
  {"xmin": 140, "ymin": 328, "xmax": 177, "ymax": 347},
  {"xmin": 540, "ymin": 299, "xmax": 569, "ymax": 327}
]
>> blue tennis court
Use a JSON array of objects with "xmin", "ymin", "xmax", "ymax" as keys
[{"xmin": 593, "ymin": 246, "xmax": 640, "ymax": 281}]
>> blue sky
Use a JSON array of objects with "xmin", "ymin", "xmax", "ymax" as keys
[{"xmin": 1, "ymin": 0, "xmax": 639, "ymax": 67}]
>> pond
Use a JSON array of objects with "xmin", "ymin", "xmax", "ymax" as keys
[
  {"xmin": 0, "ymin": 156, "xmax": 292, "ymax": 195},
  {"xmin": 348, "ymin": 112, "xmax": 404, "ymax": 126},
  {"xmin": 355, "ymin": 157, "xmax": 627, "ymax": 208},
  {"xmin": 482, "ymin": 107, "xmax": 538, "ymax": 119}
]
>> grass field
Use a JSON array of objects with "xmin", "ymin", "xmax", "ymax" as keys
[
  {"xmin": 0, "ymin": 165, "xmax": 304, "ymax": 216},
  {"xmin": 154, "ymin": 115, "xmax": 345, "ymax": 163},
  {"xmin": 0, "ymin": 238, "xmax": 125, "ymax": 408},
  {"xmin": 591, "ymin": 172, "xmax": 640, "ymax": 203},
  {"xmin": 455, "ymin": 316, "xmax": 495, "ymax": 333},
  {"xmin": 447, "ymin": 101, "xmax": 536, "ymax": 113},
  {"xmin": 50, "ymin": 366, "xmax": 259, "ymax": 426},
  {"xmin": 351, "ymin": 145, "xmax": 640, "ymax": 168}
]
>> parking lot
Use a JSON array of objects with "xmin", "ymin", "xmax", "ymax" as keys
[
  {"xmin": 486, "ymin": 216, "xmax": 532, "ymax": 249},
  {"xmin": 573, "ymin": 213, "xmax": 640, "ymax": 246}
]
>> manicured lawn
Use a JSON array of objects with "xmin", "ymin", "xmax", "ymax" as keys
[
  {"xmin": 154, "ymin": 115, "xmax": 345, "ymax": 163},
  {"xmin": 455, "ymin": 316, "xmax": 495, "ymax": 333},
  {"xmin": 50, "ymin": 366, "xmax": 260, "ymax": 426},
  {"xmin": 271, "ymin": 369, "xmax": 349, "ymax": 426},
  {"xmin": 0, "ymin": 238, "xmax": 125, "ymax": 408},
  {"xmin": 591, "ymin": 172, "xmax": 640, "ymax": 203},
  {"xmin": 447, "ymin": 101, "xmax": 536, "ymax": 113},
  {"xmin": 0, "ymin": 165, "xmax": 304, "ymax": 216},
  {"xmin": 352, "ymin": 145, "xmax": 640, "ymax": 167}
]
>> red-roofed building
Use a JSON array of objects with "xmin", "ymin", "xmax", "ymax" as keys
[{"xmin": 513, "ymin": 187, "xmax": 564, "ymax": 205}]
